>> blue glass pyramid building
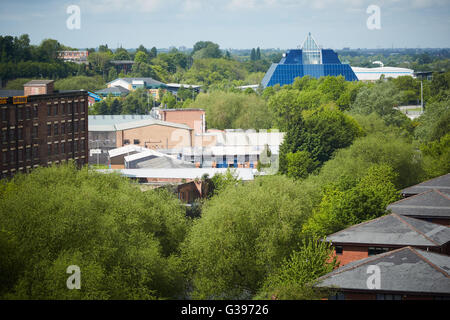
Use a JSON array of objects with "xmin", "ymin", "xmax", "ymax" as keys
[{"xmin": 261, "ymin": 33, "xmax": 358, "ymax": 87}]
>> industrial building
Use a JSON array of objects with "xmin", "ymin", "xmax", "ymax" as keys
[
  {"xmin": 106, "ymin": 77, "xmax": 167, "ymax": 100},
  {"xmin": 1, "ymin": 80, "xmax": 89, "ymax": 179},
  {"xmin": 88, "ymin": 115, "xmax": 194, "ymax": 165},
  {"xmin": 352, "ymin": 66, "xmax": 415, "ymax": 81}
]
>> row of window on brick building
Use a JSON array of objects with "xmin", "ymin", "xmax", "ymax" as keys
[
  {"xmin": 2, "ymin": 140, "xmax": 86, "ymax": 165},
  {"xmin": 2, "ymin": 120, "xmax": 86, "ymax": 143},
  {"xmin": 1, "ymin": 101, "xmax": 85, "ymax": 123}
]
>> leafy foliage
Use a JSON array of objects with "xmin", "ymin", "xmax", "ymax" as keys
[
  {"xmin": 303, "ymin": 164, "xmax": 400, "ymax": 237},
  {"xmin": 256, "ymin": 239, "xmax": 338, "ymax": 300},
  {"xmin": 0, "ymin": 164, "xmax": 188, "ymax": 299},
  {"xmin": 182, "ymin": 175, "xmax": 321, "ymax": 299}
]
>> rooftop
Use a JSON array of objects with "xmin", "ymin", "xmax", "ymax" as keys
[
  {"xmin": 108, "ymin": 77, "xmax": 166, "ymax": 87},
  {"xmin": 97, "ymin": 168, "xmax": 257, "ymax": 181},
  {"xmin": 88, "ymin": 115, "xmax": 191, "ymax": 132},
  {"xmin": 108, "ymin": 145, "xmax": 149, "ymax": 158},
  {"xmin": 166, "ymin": 83, "xmax": 202, "ymax": 89},
  {"xmin": 387, "ymin": 189, "xmax": 450, "ymax": 218},
  {"xmin": 24, "ymin": 80, "xmax": 54, "ymax": 86},
  {"xmin": 95, "ymin": 86, "xmax": 130, "ymax": 95},
  {"xmin": 401, "ymin": 174, "xmax": 450, "ymax": 196},
  {"xmin": 315, "ymin": 247, "xmax": 450, "ymax": 295},
  {"xmin": 325, "ymin": 213, "xmax": 450, "ymax": 247},
  {"xmin": 125, "ymin": 151, "xmax": 195, "ymax": 169},
  {"xmin": 0, "ymin": 89, "xmax": 25, "ymax": 97}
]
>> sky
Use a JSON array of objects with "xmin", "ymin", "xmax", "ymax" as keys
[{"xmin": 0, "ymin": 0, "xmax": 449, "ymax": 50}]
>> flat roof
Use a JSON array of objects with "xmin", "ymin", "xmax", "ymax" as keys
[
  {"xmin": 97, "ymin": 168, "xmax": 257, "ymax": 181},
  {"xmin": 88, "ymin": 115, "xmax": 191, "ymax": 132},
  {"xmin": 24, "ymin": 80, "xmax": 55, "ymax": 86}
]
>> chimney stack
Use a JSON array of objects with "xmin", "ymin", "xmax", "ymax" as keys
[{"xmin": 24, "ymin": 80, "xmax": 54, "ymax": 96}]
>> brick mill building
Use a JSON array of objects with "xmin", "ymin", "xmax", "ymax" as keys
[{"xmin": 0, "ymin": 80, "xmax": 88, "ymax": 179}]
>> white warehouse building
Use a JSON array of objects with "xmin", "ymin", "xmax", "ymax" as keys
[{"xmin": 352, "ymin": 66, "xmax": 415, "ymax": 81}]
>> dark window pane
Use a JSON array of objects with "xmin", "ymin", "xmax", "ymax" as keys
[
  {"xmin": 32, "ymin": 126, "xmax": 38, "ymax": 138},
  {"xmin": 9, "ymin": 128, "xmax": 15, "ymax": 141}
]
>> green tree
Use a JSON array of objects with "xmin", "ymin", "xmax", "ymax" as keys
[
  {"xmin": 256, "ymin": 239, "xmax": 338, "ymax": 300},
  {"xmin": 303, "ymin": 164, "xmax": 400, "ymax": 237},
  {"xmin": 160, "ymin": 91, "xmax": 177, "ymax": 109},
  {"xmin": 108, "ymin": 67, "xmax": 118, "ymax": 82},
  {"xmin": 420, "ymin": 133, "xmax": 450, "ymax": 179},
  {"xmin": 0, "ymin": 164, "xmax": 188, "ymax": 299},
  {"xmin": 182, "ymin": 175, "xmax": 320, "ymax": 299},
  {"xmin": 285, "ymin": 151, "xmax": 319, "ymax": 180},
  {"xmin": 188, "ymin": 91, "xmax": 272, "ymax": 130},
  {"xmin": 192, "ymin": 42, "xmax": 222, "ymax": 59},
  {"xmin": 113, "ymin": 47, "xmax": 131, "ymax": 61},
  {"xmin": 121, "ymin": 88, "xmax": 152, "ymax": 114},
  {"xmin": 317, "ymin": 132, "xmax": 425, "ymax": 189},
  {"xmin": 415, "ymin": 99, "xmax": 450, "ymax": 142},
  {"xmin": 134, "ymin": 51, "xmax": 149, "ymax": 64},
  {"xmin": 279, "ymin": 105, "xmax": 363, "ymax": 174},
  {"xmin": 250, "ymin": 48, "xmax": 256, "ymax": 61},
  {"xmin": 54, "ymin": 76, "xmax": 105, "ymax": 92}
]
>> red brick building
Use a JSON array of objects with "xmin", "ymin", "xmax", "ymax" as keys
[
  {"xmin": 401, "ymin": 173, "xmax": 449, "ymax": 198},
  {"xmin": 387, "ymin": 189, "xmax": 450, "ymax": 226},
  {"xmin": 0, "ymin": 80, "xmax": 89, "ymax": 179},
  {"xmin": 325, "ymin": 213, "xmax": 450, "ymax": 266},
  {"xmin": 316, "ymin": 247, "xmax": 450, "ymax": 300},
  {"xmin": 157, "ymin": 108, "xmax": 206, "ymax": 136}
]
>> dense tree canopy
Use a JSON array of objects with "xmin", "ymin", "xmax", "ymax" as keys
[
  {"xmin": 182, "ymin": 175, "xmax": 321, "ymax": 299},
  {"xmin": 0, "ymin": 164, "xmax": 189, "ymax": 299}
]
